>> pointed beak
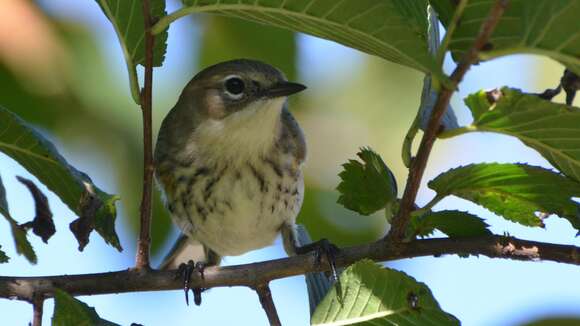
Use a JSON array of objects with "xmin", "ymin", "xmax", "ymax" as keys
[{"xmin": 263, "ymin": 81, "xmax": 307, "ymax": 98}]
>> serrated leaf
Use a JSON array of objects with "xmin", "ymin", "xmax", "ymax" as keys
[
  {"xmin": 95, "ymin": 0, "xmax": 168, "ymax": 103},
  {"xmin": 431, "ymin": 0, "xmax": 580, "ymax": 74},
  {"xmin": 0, "ymin": 173, "xmax": 37, "ymax": 263},
  {"xmin": 429, "ymin": 163, "xmax": 580, "ymax": 230},
  {"xmin": 0, "ymin": 246, "xmax": 8, "ymax": 263},
  {"xmin": 311, "ymin": 259, "xmax": 459, "ymax": 326},
  {"xmin": 409, "ymin": 210, "xmax": 492, "ymax": 238},
  {"xmin": 444, "ymin": 87, "xmax": 580, "ymax": 183},
  {"xmin": 52, "ymin": 289, "xmax": 120, "ymax": 326},
  {"xmin": 0, "ymin": 106, "xmax": 121, "ymax": 251},
  {"xmin": 157, "ymin": 0, "xmax": 443, "ymax": 78},
  {"xmin": 337, "ymin": 148, "xmax": 397, "ymax": 215}
]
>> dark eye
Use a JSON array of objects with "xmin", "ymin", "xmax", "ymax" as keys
[{"xmin": 225, "ymin": 77, "xmax": 245, "ymax": 95}]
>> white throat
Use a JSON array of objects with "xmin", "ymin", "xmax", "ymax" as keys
[{"xmin": 193, "ymin": 97, "xmax": 285, "ymax": 164}]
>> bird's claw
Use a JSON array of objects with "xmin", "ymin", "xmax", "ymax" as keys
[
  {"xmin": 312, "ymin": 239, "xmax": 339, "ymax": 284},
  {"xmin": 296, "ymin": 238, "xmax": 342, "ymax": 300},
  {"xmin": 177, "ymin": 260, "xmax": 207, "ymax": 306}
]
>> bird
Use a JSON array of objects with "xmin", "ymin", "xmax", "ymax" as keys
[{"xmin": 154, "ymin": 59, "xmax": 335, "ymax": 304}]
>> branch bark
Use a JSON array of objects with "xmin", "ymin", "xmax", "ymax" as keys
[
  {"xmin": 2, "ymin": 235, "xmax": 578, "ymax": 302},
  {"xmin": 389, "ymin": 0, "xmax": 510, "ymax": 241},
  {"xmin": 32, "ymin": 294, "xmax": 44, "ymax": 326},
  {"xmin": 136, "ymin": 0, "xmax": 156, "ymax": 270},
  {"xmin": 255, "ymin": 283, "xmax": 281, "ymax": 326}
]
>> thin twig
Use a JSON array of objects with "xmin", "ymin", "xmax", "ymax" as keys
[
  {"xmin": 135, "ymin": 0, "xmax": 156, "ymax": 270},
  {"xmin": 255, "ymin": 283, "xmax": 281, "ymax": 326},
  {"xmin": 32, "ymin": 294, "xmax": 44, "ymax": 326},
  {"xmin": 389, "ymin": 0, "xmax": 509, "ymax": 242},
  {"xmin": 2, "ymin": 235, "xmax": 578, "ymax": 302}
]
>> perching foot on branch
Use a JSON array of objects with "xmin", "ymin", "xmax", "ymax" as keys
[{"xmin": 177, "ymin": 260, "xmax": 206, "ymax": 306}]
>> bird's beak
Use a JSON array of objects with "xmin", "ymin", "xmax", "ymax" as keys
[{"xmin": 264, "ymin": 81, "xmax": 307, "ymax": 98}]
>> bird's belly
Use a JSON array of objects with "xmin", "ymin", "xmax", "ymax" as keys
[{"xmin": 169, "ymin": 161, "xmax": 303, "ymax": 256}]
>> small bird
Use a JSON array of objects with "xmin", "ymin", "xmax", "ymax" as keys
[{"xmin": 154, "ymin": 59, "xmax": 333, "ymax": 303}]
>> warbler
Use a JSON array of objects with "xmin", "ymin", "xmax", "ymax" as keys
[{"xmin": 154, "ymin": 59, "xmax": 310, "ymax": 274}]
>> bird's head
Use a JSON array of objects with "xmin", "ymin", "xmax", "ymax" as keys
[
  {"xmin": 179, "ymin": 59, "xmax": 306, "ymax": 120},
  {"xmin": 166, "ymin": 59, "xmax": 306, "ymax": 163}
]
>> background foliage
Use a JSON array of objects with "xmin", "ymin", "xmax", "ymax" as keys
[{"xmin": 1, "ymin": 0, "xmax": 580, "ymax": 325}]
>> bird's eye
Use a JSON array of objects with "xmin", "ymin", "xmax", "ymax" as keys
[{"xmin": 225, "ymin": 76, "xmax": 245, "ymax": 96}]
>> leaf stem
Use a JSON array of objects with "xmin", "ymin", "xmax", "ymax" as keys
[
  {"xmin": 412, "ymin": 195, "xmax": 445, "ymax": 218},
  {"xmin": 437, "ymin": 126, "xmax": 475, "ymax": 139},
  {"xmin": 388, "ymin": 0, "xmax": 509, "ymax": 242},
  {"xmin": 135, "ymin": 0, "xmax": 155, "ymax": 270},
  {"xmin": 436, "ymin": 0, "xmax": 468, "ymax": 67}
]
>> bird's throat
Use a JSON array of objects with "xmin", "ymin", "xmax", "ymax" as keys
[{"xmin": 194, "ymin": 98, "xmax": 286, "ymax": 164}]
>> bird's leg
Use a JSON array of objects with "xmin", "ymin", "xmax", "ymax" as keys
[
  {"xmin": 294, "ymin": 239, "xmax": 340, "ymax": 284},
  {"xmin": 281, "ymin": 224, "xmax": 340, "ymax": 284}
]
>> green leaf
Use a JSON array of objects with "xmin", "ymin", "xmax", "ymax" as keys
[
  {"xmin": 199, "ymin": 15, "xmax": 297, "ymax": 81},
  {"xmin": 154, "ymin": 0, "xmax": 444, "ymax": 78},
  {"xmin": 52, "ymin": 289, "xmax": 120, "ymax": 326},
  {"xmin": 94, "ymin": 0, "xmax": 168, "ymax": 103},
  {"xmin": 337, "ymin": 148, "xmax": 397, "ymax": 215},
  {"xmin": 431, "ymin": 0, "xmax": 580, "ymax": 74},
  {"xmin": 311, "ymin": 259, "xmax": 459, "ymax": 326},
  {"xmin": 8, "ymin": 219, "xmax": 37, "ymax": 264},
  {"xmin": 0, "ymin": 246, "xmax": 8, "ymax": 263},
  {"xmin": 443, "ymin": 87, "xmax": 580, "ymax": 183},
  {"xmin": 409, "ymin": 210, "xmax": 492, "ymax": 238},
  {"xmin": 0, "ymin": 173, "xmax": 37, "ymax": 263},
  {"xmin": 0, "ymin": 173, "xmax": 8, "ymax": 218},
  {"xmin": 0, "ymin": 106, "xmax": 122, "ymax": 251},
  {"xmin": 428, "ymin": 163, "xmax": 580, "ymax": 230}
]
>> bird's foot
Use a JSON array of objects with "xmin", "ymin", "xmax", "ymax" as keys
[
  {"xmin": 177, "ymin": 260, "xmax": 207, "ymax": 306},
  {"xmin": 295, "ymin": 239, "xmax": 340, "ymax": 284}
]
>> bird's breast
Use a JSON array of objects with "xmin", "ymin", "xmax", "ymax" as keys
[{"xmin": 165, "ymin": 152, "xmax": 304, "ymax": 256}]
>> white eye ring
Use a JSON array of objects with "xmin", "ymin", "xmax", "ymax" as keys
[{"xmin": 224, "ymin": 75, "xmax": 245, "ymax": 100}]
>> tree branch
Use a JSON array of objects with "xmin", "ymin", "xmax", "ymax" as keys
[
  {"xmin": 255, "ymin": 283, "xmax": 281, "ymax": 326},
  {"xmin": 2, "ymin": 235, "xmax": 578, "ymax": 302},
  {"xmin": 136, "ymin": 0, "xmax": 156, "ymax": 270},
  {"xmin": 32, "ymin": 294, "xmax": 44, "ymax": 326},
  {"xmin": 389, "ymin": 0, "xmax": 510, "ymax": 242}
]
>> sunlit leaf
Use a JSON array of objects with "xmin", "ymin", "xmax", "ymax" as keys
[
  {"xmin": 0, "ymin": 106, "xmax": 121, "ymax": 251},
  {"xmin": 429, "ymin": 163, "xmax": 580, "ymax": 230},
  {"xmin": 311, "ymin": 259, "xmax": 459, "ymax": 326},
  {"xmin": 409, "ymin": 210, "xmax": 491, "ymax": 238},
  {"xmin": 52, "ymin": 289, "xmax": 120, "ymax": 326},
  {"xmin": 94, "ymin": 0, "xmax": 168, "ymax": 102},
  {"xmin": 337, "ymin": 148, "xmax": 397, "ymax": 215},
  {"xmin": 154, "ymin": 0, "xmax": 443, "ymax": 78},
  {"xmin": 431, "ymin": 0, "xmax": 580, "ymax": 74},
  {"xmin": 441, "ymin": 87, "xmax": 580, "ymax": 183}
]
